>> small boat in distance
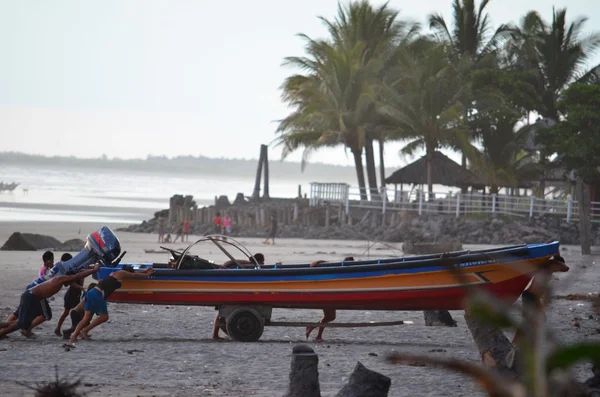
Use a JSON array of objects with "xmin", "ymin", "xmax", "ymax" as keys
[{"xmin": 95, "ymin": 236, "xmax": 560, "ymax": 312}]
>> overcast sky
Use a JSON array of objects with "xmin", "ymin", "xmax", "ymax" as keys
[{"xmin": 0, "ymin": 0, "xmax": 598, "ymax": 168}]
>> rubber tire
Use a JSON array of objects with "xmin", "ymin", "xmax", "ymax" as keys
[{"xmin": 225, "ymin": 308, "xmax": 264, "ymax": 342}]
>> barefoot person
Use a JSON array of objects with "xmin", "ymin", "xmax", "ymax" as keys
[
  {"xmin": 0, "ymin": 264, "xmax": 100, "ymax": 339},
  {"xmin": 306, "ymin": 256, "xmax": 355, "ymax": 342},
  {"xmin": 66, "ymin": 265, "xmax": 155, "ymax": 347},
  {"xmin": 263, "ymin": 215, "xmax": 277, "ymax": 245},
  {"xmin": 212, "ymin": 254, "xmax": 265, "ymax": 340},
  {"xmin": 5, "ymin": 251, "xmax": 56, "ymax": 325},
  {"xmin": 54, "ymin": 253, "xmax": 86, "ymax": 336},
  {"xmin": 61, "ymin": 283, "xmax": 98, "ymax": 340},
  {"xmin": 512, "ymin": 255, "xmax": 569, "ymax": 345}
]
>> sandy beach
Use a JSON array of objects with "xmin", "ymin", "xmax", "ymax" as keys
[{"xmin": 0, "ymin": 221, "xmax": 598, "ymax": 397}]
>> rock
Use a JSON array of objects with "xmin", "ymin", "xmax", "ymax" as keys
[
  {"xmin": 1, "ymin": 232, "xmax": 63, "ymax": 251},
  {"xmin": 335, "ymin": 362, "xmax": 391, "ymax": 397},
  {"xmin": 424, "ymin": 310, "xmax": 458, "ymax": 327},
  {"xmin": 60, "ymin": 239, "xmax": 86, "ymax": 251}
]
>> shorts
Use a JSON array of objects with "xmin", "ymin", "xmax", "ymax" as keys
[
  {"xmin": 225, "ymin": 226, "xmax": 232, "ymax": 234},
  {"xmin": 12, "ymin": 298, "xmax": 51, "ymax": 321},
  {"xmin": 215, "ymin": 225, "xmax": 221, "ymax": 234},
  {"xmin": 64, "ymin": 288, "xmax": 82, "ymax": 310},
  {"xmin": 268, "ymin": 231, "xmax": 276, "ymax": 238},
  {"xmin": 17, "ymin": 291, "xmax": 50, "ymax": 330},
  {"xmin": 84, "ymin": 288, "xmax": 108, "ymax": 315}
]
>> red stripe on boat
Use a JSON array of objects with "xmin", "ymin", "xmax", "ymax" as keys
[{"xmin": 92, "ymin": 232, "xmax": 104, "ymax": 248}]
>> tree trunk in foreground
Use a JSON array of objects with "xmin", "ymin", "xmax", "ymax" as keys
[{"xmin": 464, "ymin": 312, "xmax": 520, "ymax": 380}]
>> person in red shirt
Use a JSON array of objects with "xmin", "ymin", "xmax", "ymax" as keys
[
  {"xmin": 213, "ymin": 212, "xmax": 223, "ymax": 239},
  {"xmin": 182, "ymin": 219, "xmax": 191, "ymax": 242}
]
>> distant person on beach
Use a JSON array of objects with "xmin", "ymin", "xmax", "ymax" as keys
[
  {"xmin": 306, "ymin": 256, "xmax": 355, "ymax": 342},
  {"xmin": 263, "ymin": 215, "xmax": 277, "ymax": 245},
  {"xmin": 512, "ymin": 255, "xmax": 569, "ymax": 345},
  {"xmin": 212, "ymin": 253, "xmax": 265, "ymax": 340},
  {"xmin": 173, "ymin": 222, "xmax": 184, "ymax": 243},
  {"xmin": 163, "ymin": 233, "xmax": 172, "ymax": 243},
  {"xmin": 222, "ymin": 213, "xmax": 232, "ymax": 241},
  {"xmin": 157, "ymin": 215, "xmax": 167, "ymax": 243},
  {"xmin": 65, "ymin": 265, "xmax": 155, "ymax": 348},
  {"xmin": 54, "ymin": 253, "xmax": 86, "ymax": 336},
  {"xmin": 0, "ymin": 265, "xmax": 99, "ymax": 339},
  {"xmin": 213, "ymin": 212, "xmax": 223, "ymax": 238},
  {"xmin": 5, "ymin": 251, "xmax": 56, "ymax": 324},
  {"xmin": 182, "ymin": 218, "xmax": 191, "ymax": 242}
]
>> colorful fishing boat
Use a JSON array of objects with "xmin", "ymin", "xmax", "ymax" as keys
[{"xmin": 86, "ymin": 228, "xmax": 561, "ymax": 341}]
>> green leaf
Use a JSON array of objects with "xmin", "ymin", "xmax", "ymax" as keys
[
  {"xmin": 466, "ymin": 293, "xmax": 519, "ymax": 329},
  {"xmin": 546, "ymin": 343, "xmax": 600, "ymax": 371}
]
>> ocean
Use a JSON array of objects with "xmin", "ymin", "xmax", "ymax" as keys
[{"xmin": 0, "ymin": 165, "xmax": 308, "ymax": 224}]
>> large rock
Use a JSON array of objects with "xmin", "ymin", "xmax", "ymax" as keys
[
  {"xmin": 335, "ymin": 362, "xmax": 391, "ymax": 397},
  {"xmin": 0, "ymin": 233, "xmax": 85, "ymax": 252}
]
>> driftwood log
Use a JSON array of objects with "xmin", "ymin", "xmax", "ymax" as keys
[{"xmin": 335, "ymin": 361, "xmax": 391, "ymax": 397}]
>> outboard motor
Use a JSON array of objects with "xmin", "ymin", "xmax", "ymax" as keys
[{"xmin": 52, "ymin": 227, "xmax": 122, "ymax": 275}]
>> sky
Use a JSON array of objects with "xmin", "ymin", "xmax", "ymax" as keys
[{"xmin": 0, "ymin": 0, "xmax": 598, "ymax": 168}]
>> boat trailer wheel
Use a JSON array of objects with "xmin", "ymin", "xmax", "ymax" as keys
[{"xmin": 225, "ymin": 308, "xmax": 264, "ymax": 342}]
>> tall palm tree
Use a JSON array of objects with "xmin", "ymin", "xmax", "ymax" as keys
[
  {"xmin": 379, "ymin": 40, "xmax": 470, "ymax": 194},
  {"xmin": 322, "ymin": 0, "xmax": 419, "ymax": 197},
  {"xmin": 428, "ymin": 0, "xmax": 511, "ymax": 170},
  {"xmin": 276, "ymin": 36, "xmax": 380, "ymax": 201}
]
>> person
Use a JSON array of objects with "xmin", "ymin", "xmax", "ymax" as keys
[
  {"xmin": 54, "ymin": 253, "xmax": 85, "ymax": 336},
  {"xmin": 0, "ymin": 264, "xmax": 100, "ymax": 339},
  {"xmin": 173, "ymin": 222, "xmax": 184, "ymax": 243},
  {"xmin": 5, "ymin": 251, "xmax": 56, "ymax": 324},
  {"xmin": 213, "ymin": 212, "xmax": 222, "ymax": 238},
  {"xmin": 38, "ymin": 251, "xmax": 54, "ymax": 278},
  {"xmin": 61, "ymin": 283, "xmax": 98, "ymax": 340},
  {"xmin": 157, "ymin": 214, "xmax": 167, "ymax": 243},
  {"xmin": 212, "ymin": 254, "xmax": 265, "ymax": 340},
  {"xmin": 163, "ymin": 233, "xmax": 172, "ymax": 243},
  {"xmin": 182, "ymin": 218, "xmax": 191, "ymax": 242},
  {"xmin": 512, "ymin": 255, "xmax": 569, "ymax": 345},
  {"xmin": 65, "ymin": 265, "xmax": 155, "ymax": 348},
  {"xmin": 306, "ymin": 256, "xmax": 355, "ymax": 342},
  {"xmin": 263, "ymin": 215, "xmax": 277, "ymax": 245},
  {"xmin": 222, "ymin": 213, "xmax": 232, "ymax": 242}
]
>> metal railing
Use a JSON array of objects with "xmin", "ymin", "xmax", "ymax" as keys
[{"xmin": 309, "ymin": 183, "xmax": 600, "ymax": 223}]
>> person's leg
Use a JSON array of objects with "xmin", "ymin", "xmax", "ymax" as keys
[
  {"xmin": 68, "ymin": 311, "xmax": 93, "ymax": 344},
  {"xmin": 0, "ymin": 322, "xmax": 18, "ymax": 338},
  {"xmin": 81, "ymin": 313, "xmax": 108, "ymax": 338},
  {"xmin": 212, "ymin": 314, "xmax": 223, "ymax": 340},
  {"xmin": 6, "ymin": 313, "xmax": 17, "ymax": 322},
  {"xmin": 55, "ymin": 308, "xmax": 70, "ymax": 336},
  {"xmin": 315, "ymin": 309, "xmax": 336, "ymax": 342}
]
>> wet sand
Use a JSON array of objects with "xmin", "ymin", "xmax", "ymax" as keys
[{"xmin": 0, "ymin": 222, "xmax": 598, "ymax": 396}]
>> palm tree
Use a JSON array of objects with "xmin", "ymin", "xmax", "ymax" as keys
[
  {"xmin": 321, "ymin": 0, "xmax": 420, "ymax": 198},
  {"xmin": 509, "ymin": 8, "xmax": 600, "ymax": 121},
  {"xmin": 379, "ymin": 40, "xmax": 470, "ymax": 194},
  {"xmin": 428, "ymin": 0, "xmax": 511, "ymax": 171},
  {"xmin": 276, "ymin": 35, "xmax": 380, "ymax": 200}
]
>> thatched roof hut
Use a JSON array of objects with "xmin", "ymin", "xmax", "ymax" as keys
[{"xmin": 384, "ymin": 151, "xmax": 486, "ymax": 188}]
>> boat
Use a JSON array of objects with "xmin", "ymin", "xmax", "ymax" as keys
[
  {"xmin": 95, "ymin": 235, "xmax": 559, "ymax": 312},
  {"xmin": 86, "ymin": 229, "xmax": 561, "ymax": 341}
]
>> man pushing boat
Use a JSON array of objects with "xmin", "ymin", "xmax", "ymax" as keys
[{"xmin": 0, "ymin": 264, "xmax": 100, "ymax": 339}]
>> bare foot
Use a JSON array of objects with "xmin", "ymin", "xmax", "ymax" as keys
[
  {"xmin": 20, "ymin": 330, "xmax": 36, "ymax": 339},
  {"xmin": 54, "ymin": 329, "xmax": 62, "ymax": 337},
  {"xmin": 62, "ymin": 342, "xmax": 76, "ymax": 349},
  {"xmin": 79, "ymin": 331, "xmax": 91, "ymax": 340},
  {"xmin": 212, "ymin": 335, "xmax": 224, "ymax": 341},
  {"xmin": 314, "ymin": 337, "xmax": 324, "ymax": 343}
]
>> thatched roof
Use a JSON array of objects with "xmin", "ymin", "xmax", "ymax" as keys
[{"xmin": 385, "ymin": 151, "xmax": 487, "ymax": 188}]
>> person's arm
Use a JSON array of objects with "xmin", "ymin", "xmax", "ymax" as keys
[
  {"xmin": 54, "ymin": 264, "xmax": 100, "ymax": 285},
  {"xmin": 114, "ymin": 267, "xmax": 155, "ymax": 280},
  {"xmin": 69, "ymin": 281, "xmax": 84, "ymax": 290}
]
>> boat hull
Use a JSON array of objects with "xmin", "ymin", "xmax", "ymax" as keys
[{"xmin": 98, "ymin": 242, "xmax": 559, "ymax": 311}]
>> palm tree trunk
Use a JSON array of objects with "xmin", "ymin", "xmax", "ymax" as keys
[
  {"xmin": 378, "ymin": 137, "xmax": 386, "ymax": 200},
  {"xmin": 352, "ymin": 147, "xmax": 368, "ymax": 201},
  {"xmin": 364, "ymin": 138, "xmax": 379, "ymax": 200},
  {"xmin": 426, "ymin": 148, "xmax": 434, "ymax": 196}
]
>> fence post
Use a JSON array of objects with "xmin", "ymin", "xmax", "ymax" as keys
[
  {"xmin": 381, "ymin": 186, "xmax": 387, "ymax": 215},
  {"xmin": 345, "ymin": 187, "xmax": 350, "ymax": 216},
  {"xmin": 492, "ymin": 193, "xmax": 497, "ymax": 214},
  {"xmin": 529, "ymin": 196, "xmax": 535, "ymax": 218},
  {"xmin": 567, "ymin": 198, "xmax": 573, "ymax": 223},
  {"xmin": 418, "ymin": 191, "xmax": 423, "ymax": 216},
  {"xmin": 456, "ymin": 193, "xmax": 461, "ymax": 217}
]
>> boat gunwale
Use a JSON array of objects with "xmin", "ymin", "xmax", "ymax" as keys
[{"xmin": 96, "ymin": 242, "xmax": 559, "ymax": 279}]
